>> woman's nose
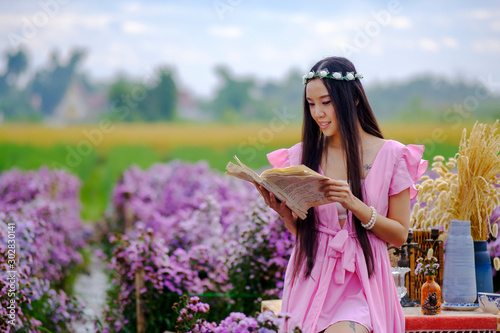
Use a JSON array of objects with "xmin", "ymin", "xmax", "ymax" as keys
[{"xmin": 314, "ymin": 106, "xmax": 326, "ymax": 117}]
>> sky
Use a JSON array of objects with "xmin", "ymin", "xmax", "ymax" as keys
[{"xmin": 0, "ymin": 0, "xmax": 499, "ymax": 97}]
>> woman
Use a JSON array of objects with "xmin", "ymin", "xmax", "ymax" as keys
[{"xmin": 255, "ymin": 57, "xmax": 427, "ymax": 333}]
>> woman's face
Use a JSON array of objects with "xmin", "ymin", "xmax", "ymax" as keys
[{"xmin": 306, "ymin": 78, "xmax": 337, "ymax": 137}]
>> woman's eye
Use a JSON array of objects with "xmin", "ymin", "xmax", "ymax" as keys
[
  {"xmin": 322, "ymin": 101, "xmax": 331, "ymax": 105},
  {"xmin": 308, "ymin": 102, "xmax": 315, "ymax": 107}
]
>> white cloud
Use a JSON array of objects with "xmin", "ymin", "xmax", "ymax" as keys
[
  {"xmin": 390, "ymin": 16, "xmax": 411, "ymax": 30},
  {"xmin": 161, "ymin": 44, "xmax": 215, "ymax": 66},
  {"xmin": 391, "ymin": 38, "xmax": 416, "ymax": 49},
  {"xmin": 1, "ymin": 1, "xmax": 500, "ymax": 98},
  {"xmin": 208, "ymin": 26, "xmax": 243, "ymax": 39},
  {"xmin": 492, "ymin": 21, "xmax": 500, "ymax": 31},
  {"xmin": 255, "ymin": 44, "xmax": 282, "ymax": 62},
  {"xmin": 430, "ymin": 14, "xmax": 454, "ymax": 29},
  {"xmin": 419, "ymin": 38, "xmax": 439, "ymax": 52},
  {"xmin": 107, "ymin": 42, "xmax": 140, "ymax": 64},
  {"xmin": 442, "ymin": 37, "xmax": 458, "ymax": 48},
  {"xmin": 121, "ymin": 2, "xmax": 142, "ymax": 13},
  {"xmin": 54, "ymin": 14, "xmax": 113, "ymax": 30},
  {"xmin": 122, "ymin": 21, "xmax": 150, "ymax": 34},
  {"xmin": 469, "ymin": 9, "xmax": 492, "ymax": 20},
  {"xmin": 473, "ymin": 39, "xmax": 500, "ymax": 53},
  {"xmin": 314, "ymin": 21, "xmax": 338, "ymax": 34},
  {"xmin": 0, "ymin": 14, "xmax": 24, "ymax": 32},
  {"xmin": 289, "ymin": 14, "xmax": 309, "ymax": 25}
]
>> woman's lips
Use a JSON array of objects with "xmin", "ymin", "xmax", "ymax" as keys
[{"xmin": 319, "ymin": 121, "xmax": 331, "ymax": 129}]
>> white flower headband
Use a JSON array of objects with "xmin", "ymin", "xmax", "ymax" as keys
[{"xmin": 302, "ymin": 69, "xmax": 363, "ymax": 84}]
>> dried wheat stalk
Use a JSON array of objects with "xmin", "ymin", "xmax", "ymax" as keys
[
  {"xmin": 411, "ymin": 121, "xmax": 500, "ymax": 242},
  {"xmin": 454, "ymin": 120, "xmax": 500, "ymax": 240}
]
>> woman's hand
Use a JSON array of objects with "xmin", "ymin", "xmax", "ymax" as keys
[
  {"xmin": 252, "ymin": 182, "xmax": 297, "ymax": 234},
  {"xmin": 319, "ymin": 179, "xmax": 356, "ymax": 210}
]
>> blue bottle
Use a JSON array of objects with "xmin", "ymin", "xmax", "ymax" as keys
[
  {"xmin": 442, "ymin": 220, "xmax": 477, "ymax": 303},
  {"xmin": 474, "ymin": 240, "xmax": 494, "ymax": 294}
]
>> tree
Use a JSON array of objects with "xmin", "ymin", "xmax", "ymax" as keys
[
  {"xmin": 5, "ymin": 49, "xmax": 28, "ymax": 84},
  {"xmin": 0, "ymin": 48, "xmax": 39, "ymax": 121},
  {"xmin": 138, "ymin": 67, "xmax": 177, "ymax": 121},
  {"xmin": 209, "ymin": 65, "xmax": 256, "ymax": 121},
  {"xmin": 0, "ymin": 48, "xmax": 29, "ymax": 97},
  {"xmin": 30, "ymin": 48, "xmax": 86, "ymax": 115}
]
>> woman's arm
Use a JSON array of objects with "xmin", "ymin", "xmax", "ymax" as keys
[
  {"xmin": 348, "ymin": 188, "xmax": 410, "ymax": 247},
  {"xmin": 320, "ymin": 179, "xmax": 410, "ymax": 247}
]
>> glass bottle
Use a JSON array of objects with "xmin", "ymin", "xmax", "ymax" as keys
[{"xmin": 421, "ymin": 275, "xmax": 441, "ymax": 315}]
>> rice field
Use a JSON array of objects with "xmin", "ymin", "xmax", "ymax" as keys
[
  {"xmin": 0, "ymin": 121, "xmax": 471, "ymax": 159},
  {"xmin": 0, "ymin": 122, "xmax": 301, "ymax": 151},
  {"xmin": 0, "ymin": 121, "xmax": 477, "ymax": 220}
]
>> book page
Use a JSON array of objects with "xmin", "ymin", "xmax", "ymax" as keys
[
  {"xmin": 262, "ymin": 173, "xmax": 330, "ymax": 213},
  {"xmin": 225, "ymin": 156, "xmax": 263, "ymax": 185},
  {"xmin": 261, "ymin": 164, "xmax": 326, "ymax": 178},
  {"xmin": 225, "ymin": 156, "xmax": 331, "ymax": 220},
  {"xmin": 259, "ymin": 180, "xmax": 308, "ymax": 220}
]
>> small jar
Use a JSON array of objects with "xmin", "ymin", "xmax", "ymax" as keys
[{"xmin": 421, "ymin": 275, "xmax": 441, "ymax": 315}]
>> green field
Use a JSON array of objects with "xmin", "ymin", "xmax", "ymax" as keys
[{"xmin": 0, "ymin": 122, "xmax": 472, "ymax": 221}]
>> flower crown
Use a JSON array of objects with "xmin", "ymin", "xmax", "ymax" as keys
[{"xmin": 302, "ymin": 69, "xmax": 363, "ymax": 84}]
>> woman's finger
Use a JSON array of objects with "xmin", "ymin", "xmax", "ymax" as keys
[
  {"xmin": 269, "ymin": 192, "xmax": 281, "ymax": 208},
  {"xmin": 320, "ymin": 179, "xmax": 349, "ymax": 186},
  {"xmin": 319, "ymin": 183, "xmax": 349, "ymax": 193},
  {"xmin": 257, "ymin": 186, "xmax": 270, "ymax": 205},
  {"xmin": 280, "ymin": 199, "xmax": 287, "ymax": 210}
]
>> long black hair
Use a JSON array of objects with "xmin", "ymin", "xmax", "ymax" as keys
[{"xmin": 293, "ymin": 56, "xmax": 383, "ymax": 280}]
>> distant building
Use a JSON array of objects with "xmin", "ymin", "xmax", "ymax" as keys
[
  {"xmin": 46, "ymin": 79, "xmax": 107, "ymax": 126},
  {"xmin": 177, "ymin": 91, "xmax": 212, "ymax": 122}
]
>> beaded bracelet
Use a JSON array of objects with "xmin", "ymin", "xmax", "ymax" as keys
[{"xmin": 362, "ymin": 206, "xmax": 377, "ymax": 230}]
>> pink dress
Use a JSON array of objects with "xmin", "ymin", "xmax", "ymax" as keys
[{"xmin": 267, "ymin": 139, "xmax": 428, "ymax": 333}]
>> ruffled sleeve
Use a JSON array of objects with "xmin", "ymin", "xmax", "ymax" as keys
[
  {"xmin": 389, "ymin": 144, "xmax": 428, "ymax": 200},
  {"xmin": 267, "ymin": 148, "xmax": 290, "ymax": 168},
  {"xmin": 266, "ymin": 142, "xmax": 303, "ymax": 168}
]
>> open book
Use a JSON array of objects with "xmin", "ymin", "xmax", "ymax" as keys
[{"xmin": 225, "ymin": 156, "xmax": 331, "ymax": 220}]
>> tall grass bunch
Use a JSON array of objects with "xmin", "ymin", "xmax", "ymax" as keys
[{"xmin": 411, "ymin": 121, "xmax": 500, "ymax": 241}]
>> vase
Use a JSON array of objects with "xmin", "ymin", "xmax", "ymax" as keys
[
  {"xmin": 474, "ymin": 240, "xmax": 494, "ymax": 294},
  {"xmin": 442, "ymin": 220, "xmax": 477, "ymax": 303},
  {"xmin": 421, "ymin": 275, "xmax": 441, "ymax": 315},
  {"xmin": 392, "ymin": 267, "xmax": 411, "ymax": 302}
]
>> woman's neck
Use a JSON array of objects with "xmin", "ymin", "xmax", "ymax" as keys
[{"xmin": 326, "ymin": 123, "xmax": 370, "ymax": 150}]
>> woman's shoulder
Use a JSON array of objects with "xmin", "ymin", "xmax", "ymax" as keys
[
  {"xmin": 369, "ymin": 139, "xmax": 426, "ymax": 169},
  {"xmin": 384, "ymin": 139, "xmax": 428, "ymax": 199},
  {"xmin": 289, "ymin": 142, "xmax": 303, "ymax": 153},
  {"xmin": 267, "ymin": 142, "xmax": 303, "ymax": 168},
  {"xmin": 382, "ymin": 139, "xmax": 426, "ymax": 159}
]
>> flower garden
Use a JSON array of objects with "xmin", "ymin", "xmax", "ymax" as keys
[
  {"xmin": 2, "ymin": 123, "xmax": 500, "ymax": 332},
  {"xmin": 1, "ymin": 161, "xmax": 300, "ymax": 332},
  {"xmin": 0, "ymin": 168, "xmax": 90, "ymax": 331}
]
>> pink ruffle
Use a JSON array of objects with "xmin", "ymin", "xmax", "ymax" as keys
[
  {"xmin": 390, "ymin": 144, "xmax": 429, "ymax": 200},
  {"xmin": 266, "ymin": 148, "xmax": 289, "ymax": 168},
  {"xmin": 267, "ymin": 143, "xmax": 303, "ymax": 168}
]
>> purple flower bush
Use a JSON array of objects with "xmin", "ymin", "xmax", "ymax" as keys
[
  {"xmin": 110, "ymin": 161, "xmax": 254, "ymax": 248},
  {"xmin": 487, "ymin": 205, "xmax": 500, "ymax": 264},
  {"xmin": 172, "ymin": 295, "xmax": 302, "ymax": 333},
  {"xmin": 101, "ymin": 161, "xmax": 296, "ymax": 331},
  {"xmin": 227, "ymin": 201, "xmax": 295, "ymax": 314},
  {"xmin": 102, "ymin": 226, "xmax": 230, "ymax": 332},
  {"xmin": 0, "ymin": 167, "xmax": 88, "ymax": 331}
]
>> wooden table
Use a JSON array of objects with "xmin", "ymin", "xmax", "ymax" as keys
[{"xmin": 261, "ymin": 300, "xmax": 499, "ymax": 332}]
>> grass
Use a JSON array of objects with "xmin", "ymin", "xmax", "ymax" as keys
[{"xmin": 0, "ymin": 121, "xmax": 477, "ymax": 221}]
